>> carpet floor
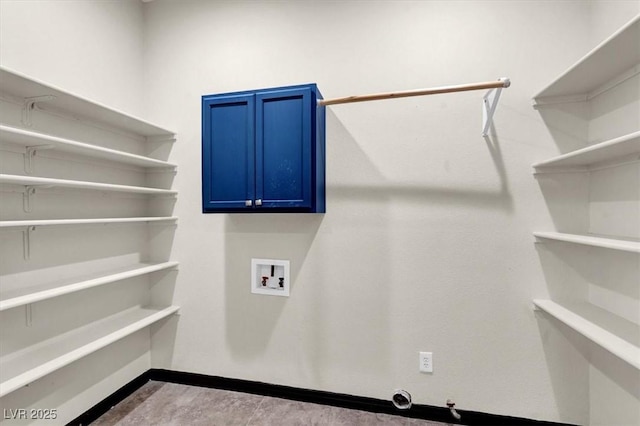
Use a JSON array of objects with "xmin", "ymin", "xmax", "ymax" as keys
[{"xmin": 90, "ymin": 381, "xmax": 452, "ymax": 426}]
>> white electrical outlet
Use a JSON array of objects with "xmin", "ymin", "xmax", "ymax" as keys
[{"xmin": 419, "ymin": 351, "xmax": 433, "ymax": 373}]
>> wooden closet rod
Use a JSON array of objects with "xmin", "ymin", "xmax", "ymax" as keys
[{"xmin": 318, "ymin": 78, "xmax": 511, "ymax": 106}]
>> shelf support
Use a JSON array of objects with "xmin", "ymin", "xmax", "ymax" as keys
[
  {"xmin": 22, "ymin": 226, "xmax": 35, "ymax": 260},
  {"xmin": 25, "ymin": 303, "xmax": 33, "ymax": 327},
  {"xmin": 482, "ymin": 78, "xmax": 509, "ymax": 137},
  {"xmin": 22, "ymin": 186, "xmax": 37, "ymax": 213},
  {"xmin": 146, "ymin": 135, "xmax": 177, "ymax": 144},
  {"xmin": 21, "ymin": 95, "xmax": 56, "ymax": 127},
  {"xmin": 24, "ymin": 144, "xmax": 54, "ymax": 174}
]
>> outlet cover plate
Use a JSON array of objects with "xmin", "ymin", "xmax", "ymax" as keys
[
  {"xmin": 419, "ymin": 351, "xmax": 433, "ymax": 373},
  {"xmin": 251, "ymin": 258, "xmax": 290, "ymax": 297}
]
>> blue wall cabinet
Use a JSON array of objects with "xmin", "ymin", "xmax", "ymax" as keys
[{"xmin": 202, "ymin": 84, "xmax": 325, "ymax": 213}]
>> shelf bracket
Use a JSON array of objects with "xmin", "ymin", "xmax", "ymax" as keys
[
  {"xmin": 22, "ymin": 226, "xmax": 35, "ymax": 260},
  {"xmin": 21, "ymin": 95, "xmax": 56, "ymax": 127},
  {"xmin": 146, "ymin": 135, "xmax": 177, "ymax": 144},
  {"xmin": 25, "ymin": 303, "xmax": 33, "ymax": 327},
  {"xmin": 22, "ymin": 186, "xmax": 37, "ymax": 213},
  {"xmin": 482, "ymin": 77, "xmax": 509, "ymax": 137},
  {"xmin": 24, "ymin": 144, "xmax": 55, "ymax": 174}
]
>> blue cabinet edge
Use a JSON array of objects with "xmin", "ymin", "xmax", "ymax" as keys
[{"xmin": 202, "ymin": 83, "xmax": 326, "ymax": 214}]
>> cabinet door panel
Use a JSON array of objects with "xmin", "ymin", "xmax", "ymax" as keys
[
  {"xmin": 255, "ymin": 88, "xmax": 312, "ymax": 208},
  {"xmin": 202, "ymin": 95, "xmax": 255, "ymax": 211}
]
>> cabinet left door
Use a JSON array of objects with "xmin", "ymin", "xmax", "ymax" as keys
[{"xmin": 202, "ymin": 94, "xmax": 256, "ymax": 212}]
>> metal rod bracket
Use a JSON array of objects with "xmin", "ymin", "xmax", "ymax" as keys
[
  {"xmin": 482, "ymin": 77, "xmax": 509, "ymax": 137},
  {"xmin": 21, "ymin": 95, "xmax": 56, "ymax": 127}
]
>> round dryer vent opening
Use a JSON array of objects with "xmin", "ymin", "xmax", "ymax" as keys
[{"xmin": 391, "ymin": 389, "xmax": 412, "ymax": 410}]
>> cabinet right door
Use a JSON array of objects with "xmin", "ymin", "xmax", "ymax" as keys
[{"xmin": 255, "ymin": 87, "xmax": 312, "ymax": 209}]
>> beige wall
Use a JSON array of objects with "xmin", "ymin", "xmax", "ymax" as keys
[
  {"xmin": 142, "ymin": 1, "xmax": 592, "ymax": 424},
  {"xmin": 589, "ymin": 0, "xmax": 640, "ymax": 45},
  {"xmin": 0, "ymin": 0, "xmax": 145, "ymax": 116}
]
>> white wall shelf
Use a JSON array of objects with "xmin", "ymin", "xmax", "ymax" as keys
[
  {"xmin": 534, "ymin": 232, "xmax": 640, "ymax": 253},
  {"xmin": 533, "ymin": 15, "xmax": 640, "ymax": 103},
  {"xmin": 0, "ymin": 261, "xmax": 179, "ymax": 312},
  {"xmin": 533, "ymin": 299, "xmax": 640, "ymax": 370},
  {"xmin": 0, "ymin": 305, "xmax": 180, "ymax": 398},
  {"xmin": 0, "ymin": 174, "xmax": 177, "ymax": 195},
  {"xmin": 0, "ymin": 217, "xmax": 177, "ymax": 228},
  {"xmin": 532, "ymin": 16, "xmax": 640, "ymax": 422},
  {"xmin": 0, "ymin": 67, "xmax": 175, "ymax": 138},
  {"xmin": 0, "ymin": 65, "xmax": 179, "ymax": 419},
  {"xmin": 0, "ymin": 125, "xmax": 176, "ymax": 169},
  {"xmin": 532, "ymin": 131, "xmax": 640, "ymax": 171}
]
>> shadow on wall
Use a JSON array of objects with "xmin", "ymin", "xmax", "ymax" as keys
[
  {"xmin": 0, "ymin": 331, "xmax": 150, "ymax": 424},
  {"xmin": 223, "ymin": 214, "xmax": 324, "ymax": 361},
  {"xmin": 534, "ymin": 241, "xmax": 640, "ymax": 425},
  {"xmin": 328, "ymin": 109, "xmax": 514, "ymax": 213},
  {"xmin": 534, "ymin": 311, "xmax": 590, "ymax": 425},
  {"xmin": 303, "ymin": 110, "xmax": 393, "ymax": 388},
  {"xmin": 536, "ymin": 242, "xmax": 639, "ymax": 316},
  {"xmin": 535, "ymin": 312, "xmax": 640, "ymax": 426},
  {"xmin": 534, "ymin": 172, "xmax": 590, "ymax": 234},
  {"xmin": 534, "ymin": 73, "xmax": 639, "ymax": 153},
  {"xmin": 534, "ymin": 102, "xmax": 589, "ymax": 154},
  {"xmin": 149, "ymin": 268, "xmax": 180, "ymax": 368},
  {"xmin": 589, "ymin": 343, "xmax": 640, "ymax": 426},
  {"xmin": 223, "ymin": 110, "xmax": 395, "ymax": 387},
  {"xmin": 220, "ymin": 106, "xmax": 512, "ymax": 386}
]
